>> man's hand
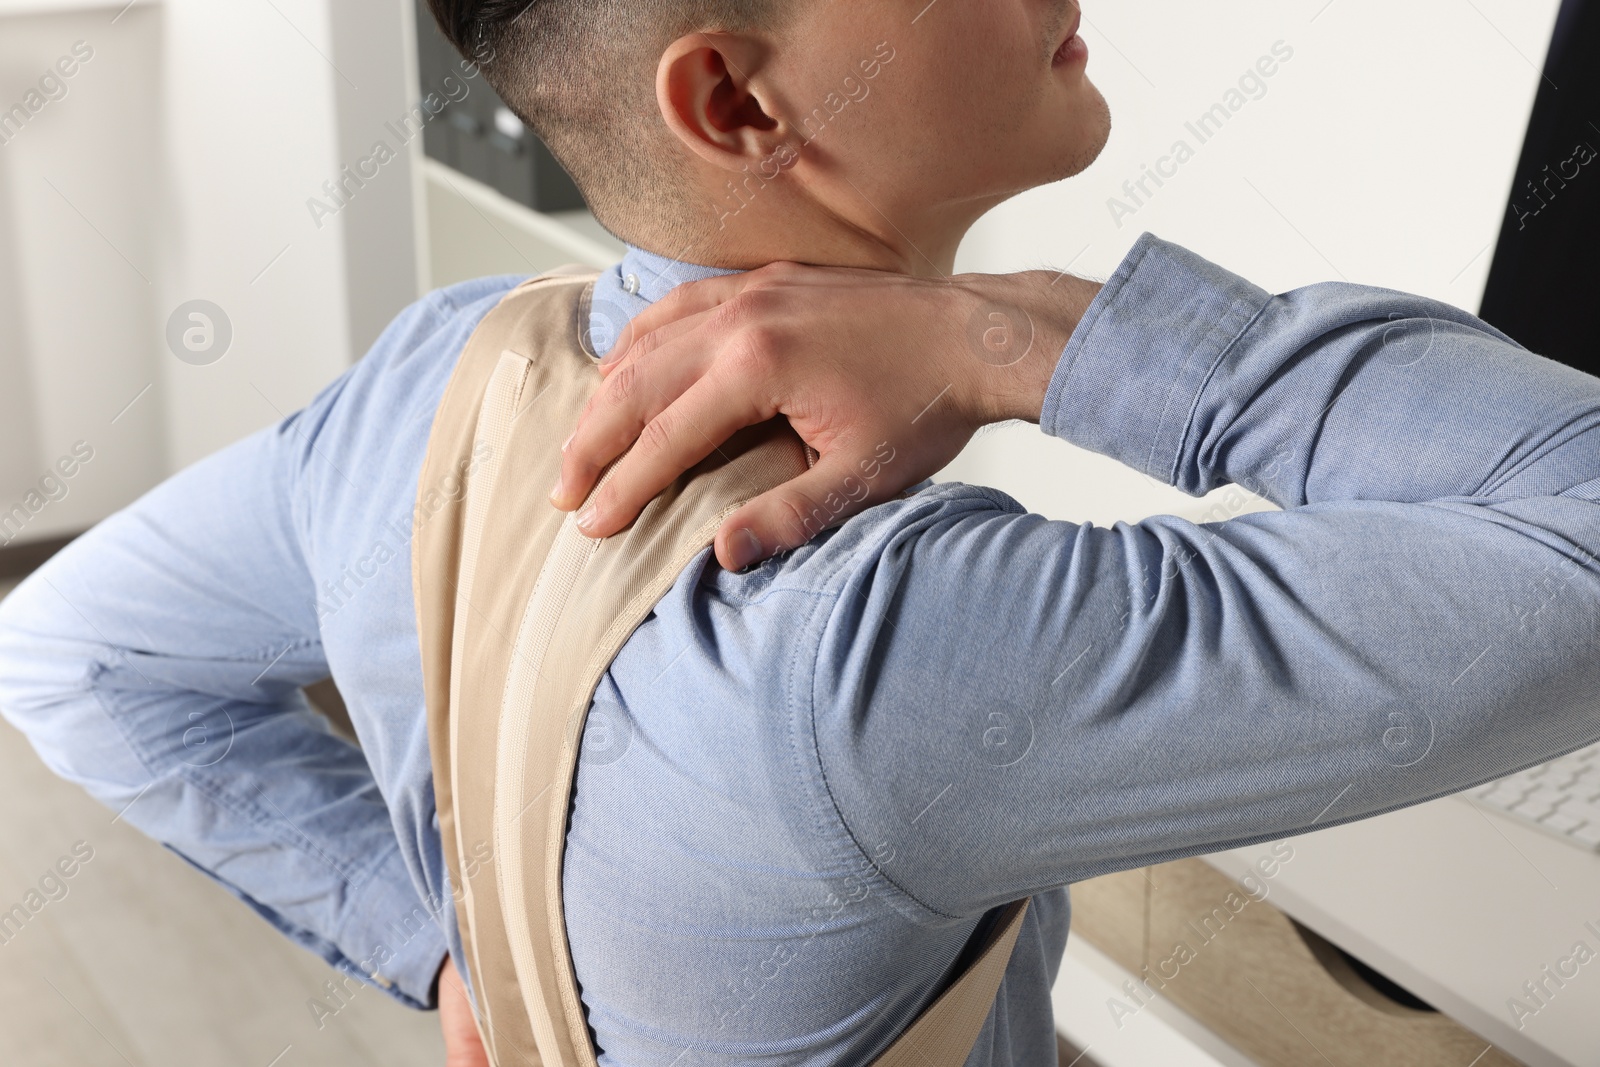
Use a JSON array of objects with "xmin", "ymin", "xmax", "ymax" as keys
[
  {"xmin": 437, "ymin": 955, "xmax": 489, "ymax": 1067},
  {"xmin": 550, "ymin": 262, "xmax": 1102, "ymax": 570}
]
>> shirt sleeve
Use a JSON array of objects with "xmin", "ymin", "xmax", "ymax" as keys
[
  {"xmin": 0, "ymin": 307, "xmax": 452, "ymax": 1008},
  {"xmin": 806, "ymin": 231, "xmax": 1600, "ymax": 922}
]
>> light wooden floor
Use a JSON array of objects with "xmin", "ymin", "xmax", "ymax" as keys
[{"xmin": 0, "ymin": 578, "xmax": 446, "ymax": 1066}]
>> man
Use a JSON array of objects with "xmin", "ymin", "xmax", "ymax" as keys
[{"xmin": 2, "ymin": 2, "xmax": 1598, "ymax": 1065}]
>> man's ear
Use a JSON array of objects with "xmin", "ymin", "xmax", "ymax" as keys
[{"xmin": 656, "ymin": 33, "xmax": 781, "ymax": 172}]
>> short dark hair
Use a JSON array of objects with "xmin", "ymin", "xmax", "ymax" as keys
[{"xmin": 425, "ymin": 0, "xmax": 787, "ymax": 249}]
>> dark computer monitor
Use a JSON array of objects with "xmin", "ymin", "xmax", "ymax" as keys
[{"xmin": 1479, "ymin": 0, "xmax": 1600, "ymax": 376}]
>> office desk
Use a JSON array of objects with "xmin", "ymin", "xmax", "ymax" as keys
[{"xmin": 1206, "ymin": 796, "xmax": 1600, "ymax": 1067}]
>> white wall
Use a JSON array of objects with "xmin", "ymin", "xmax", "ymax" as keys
[
  {"xmin": 328, "ymin": 0, "xmax": 430, "ymax": 359},
  {"xmin": 945, "ymin": 0, "xmax": 1562, "ymax": 525},
  {"xmin": 0, "ymin": 3, "xmax": 165, "ymax": 544},
  {"xmin": 155, "ymin": 0, "xmax": 422, "ymax": 469},
  {"xmin": 424, "ymin": 159, "xmax": 624, "ymax": 287},
  {"xmin": 1, "ymin": 0, "xmax": 424, "ymax": 549}
]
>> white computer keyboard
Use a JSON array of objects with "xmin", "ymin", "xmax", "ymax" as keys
[{"xmin": 1469, "ymin": 743, "xmax": 1600, "ymax": 852}]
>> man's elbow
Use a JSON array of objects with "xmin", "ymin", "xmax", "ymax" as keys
[{"xmin": 0, "ymin": 575, "xmax": 155, "ymax": 804}]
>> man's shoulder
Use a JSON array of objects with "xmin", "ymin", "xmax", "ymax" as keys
[
  {"xmin": 295, "ymin": 275, "xmax": 535, "ymax": 450},
  {"xmin": 360, "ymin": 274, "xmax": 533, "ymax": 375},
  {"xmin": 710, "ymin": 479, "xmax": 1029, "ymax": 605}
]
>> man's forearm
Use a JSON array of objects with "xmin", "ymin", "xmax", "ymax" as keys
[
  {"xmin": 0, "ymin": 425, "xmax": 451, "ymax": 1011},
  {"xmin": 1040, "ymin": 232, "xmax": 1600, "ymax": 509}
]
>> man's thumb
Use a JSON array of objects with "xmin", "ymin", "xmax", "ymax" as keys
[{"xmin": 713, "ymin": 456, "xmax": 892, "ymax": 570}]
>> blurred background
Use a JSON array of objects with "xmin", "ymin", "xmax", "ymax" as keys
[{"xmin": 0, "ymin": 0, "xmax": 1590, "ymax": 1064}]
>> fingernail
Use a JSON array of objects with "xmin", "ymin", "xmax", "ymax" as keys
[
  {"xmin": 576, "ymin": 505, "xmax": 598, "ymax": 534},
  {"xmin": 726, "ymin": 528, "xmax": 762, "ymax": 570},
  {"xmin": 561, "ymin": 431, "xmax": 575, "ymax": 452},
  {"xmin": 548, "ymin": 474, "xmax": 565, "ymax": 505},
  {"xmin": 601, "ymin": 331, "xmax": 627, "ymax": 364}
]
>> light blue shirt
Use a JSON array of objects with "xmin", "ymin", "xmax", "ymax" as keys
[{"xmin": 2, "ymin": 232, "xmax": 1599, "ymax": 1065}]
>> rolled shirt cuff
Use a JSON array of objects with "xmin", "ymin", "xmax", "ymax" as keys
[
  {"xmin": 1040, "ymin": 231, "xmax": 1272, "ymax": 489},
  {"xmin": 334, "ymin": 843, "xmax": 451, "ymax": 1010}
]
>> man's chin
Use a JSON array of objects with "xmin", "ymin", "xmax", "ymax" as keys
[
  {"xmin": 978, "ymin": 96, "xmax": 1113, "ymax": 205},
  {"xmin": 1058, "ymin": 87, "xmax": 1112, "ymax": 180}
]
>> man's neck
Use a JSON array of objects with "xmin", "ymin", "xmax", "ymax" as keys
[
  {"xmin": 585, "ymin": 183, "xmax": 1006, "ymax": 356},
  {"xmin": 624, "ymin": 175, "xmax": 1005, "ymax": 280},
  {"xmin": 686, "ymin": 208, "xmax": 962, "ymax": 277}
]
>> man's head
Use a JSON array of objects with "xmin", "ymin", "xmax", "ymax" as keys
[{"xmin": 426, "ymin": 0, "xmax": 1110, "ymax": 274}]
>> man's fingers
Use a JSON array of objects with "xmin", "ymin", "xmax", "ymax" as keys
[
  {"xmin": 437, "ymin": 958, "xmax": 491, "ymax": 1067},
  {"xmin": 712, "ymin": 453, "xmax": 899, "ymax": 571},
  {"xmin": 597, "ymin": 304, "xmax": 715, "ymax": 380},
  {"xmin": 605, "ymin": 273, "xmax": 751, "ymax": 366},
  {"xmin": 602, "ymin": 260, "xmax": 828, "ymax": 368},
  {"xmin": 553, "ymin": 318, "xmax": 721, "ymax": 510},
  {"xmin": 574, "ymin": 378, "xmax": 769, "ymax": 539}
]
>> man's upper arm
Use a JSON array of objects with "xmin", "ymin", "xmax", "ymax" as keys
[
  {"xmin": 806, "ymin": 486, "xmax": 1600, "ymax": 919},
  {"xmin": 803, "ymin": 234, "xmax": 1600, "ymax": 921}
]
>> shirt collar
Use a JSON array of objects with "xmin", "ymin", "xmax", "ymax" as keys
[{"xmin": 588, "ymin": 244, "xmax": 744, "ymax": 359}]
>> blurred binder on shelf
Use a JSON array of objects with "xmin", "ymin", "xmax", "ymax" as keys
[{"xmin": 413, "ymin": 0, "xmax": 588, "ymax": 214}]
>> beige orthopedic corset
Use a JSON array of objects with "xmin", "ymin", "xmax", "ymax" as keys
[{"xmin": 410, "ymin": 267, "xmax": 1029, "ymax": 1066}]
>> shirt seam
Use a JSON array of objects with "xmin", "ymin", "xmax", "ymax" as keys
[
  {"xmin": 796, "ymin": 576, "xmax": 964, "ymax": 926},
  {"xmin": 1164, "ymin": 296, "xmax": 1275, "ymax": 486}
]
